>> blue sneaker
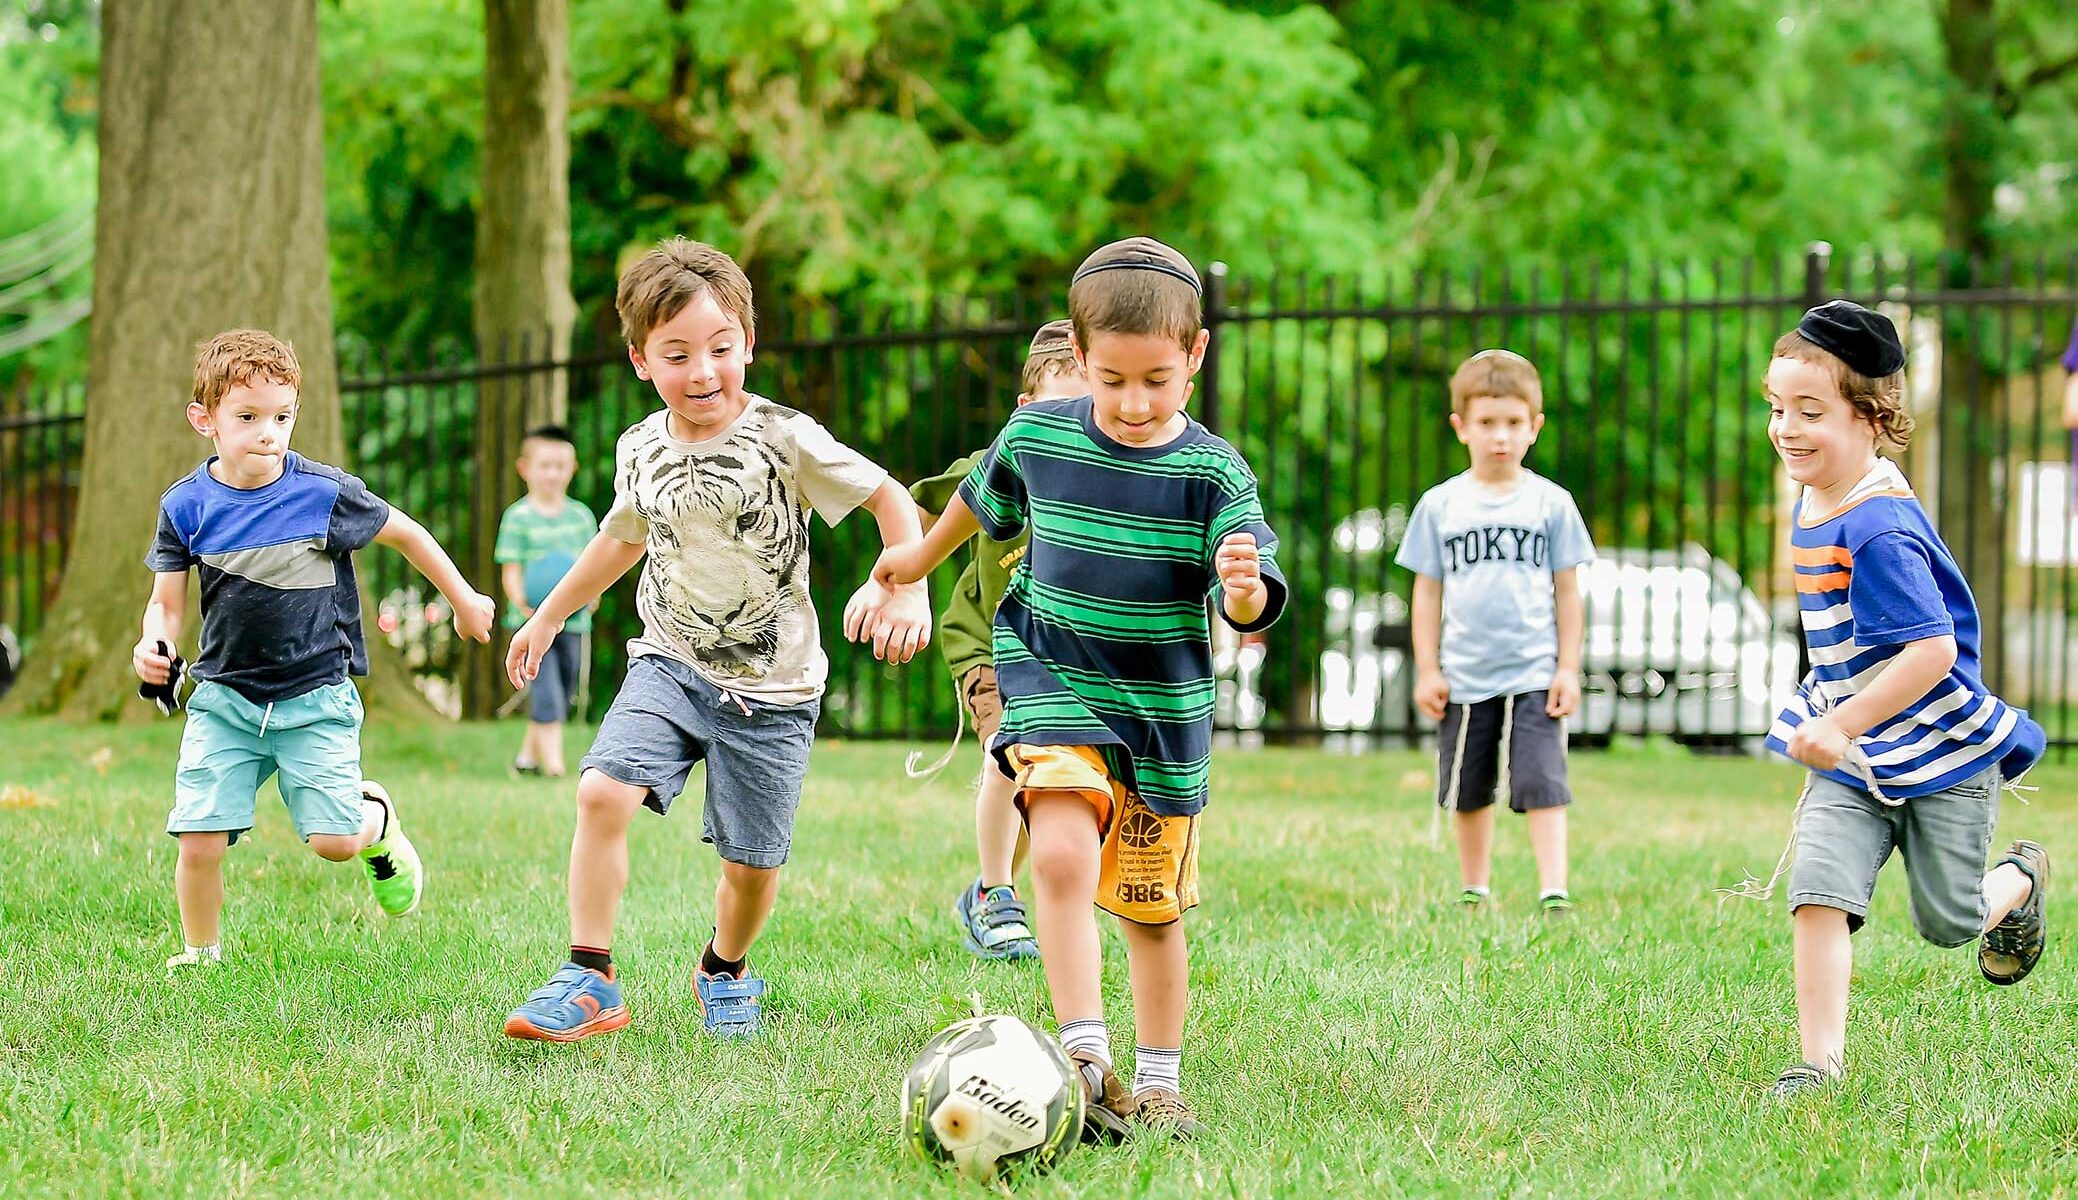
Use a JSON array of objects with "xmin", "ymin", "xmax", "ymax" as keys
[
  {"xmin": 694, "ymin": 966, "xmax": 766, "ymax": 1038},
  {"xmin": 955, "ymin": 878, "xmax": 1040, "ymax": 960},
  {"xmin": 503, "ymin": 963, "xmax": 630, "ymax": 1043}
]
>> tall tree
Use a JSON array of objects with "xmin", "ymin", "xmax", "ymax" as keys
[
  {"xmin": 5, "ymin": 0, "xmax": 418, "ymax": 718},
  {"xmin": 463, "ymin": 0, "xmax": 574, "ymax": 717}
]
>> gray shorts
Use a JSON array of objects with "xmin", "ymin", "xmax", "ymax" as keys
[
  {"xmin": 528, "ymin": 631, "xmax": 584, "ymax": 723},
  {"xmin": 1787, "ymin": 766, "xmax": 1999, "ymax": 947},
  {"xmin": 580, "ymin": 655, "xmax": 819, "ymax": 869},
  {"xmin": 1435, "ymin": 691, "xmax": 1571, "ymax": 813}
]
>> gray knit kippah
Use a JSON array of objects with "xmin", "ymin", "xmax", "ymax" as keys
[
  {"xmin": 1027, "ymin": 318, "xmax": 1074, "ymax": 357},
  {"xmin": 1070, "ymin": 237, "xmax": 1201, "ymax": 295}
]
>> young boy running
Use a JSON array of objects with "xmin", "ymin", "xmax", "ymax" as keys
[
  {"xmin": 1761, "ymin": 300, "xmax": 2048, "ymax": 1098},
  {"xmin": 502, "ymin": 237, "xmax": 930, "ymax": 1042},
  {"xmin": 873, "ymin": 237, "xmax": 1286, "ymax": 1140},
  {"xmin": 1397, "ymin": 349, "xmax": 1593, "ymax": 914},
  {"xmin": 908, "ymin": 319, "xmax": 1086, "ymax": 961},
  {"xmin": 134, "ymin": 329, "xmax": 496, "ymax": 970},
  {"xmin": 494, "ymin": 424, "xmax": 598, "ymax": 777}
]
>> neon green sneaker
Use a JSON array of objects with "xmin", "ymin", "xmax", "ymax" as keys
[{"xmin": 357, "ymin": 781, "xmax": 423, "ymax": 917}]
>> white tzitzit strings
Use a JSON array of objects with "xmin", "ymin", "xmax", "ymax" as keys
[{"xmin": 904, "ymin": 700, "xmax": 966, "ymax": 781}]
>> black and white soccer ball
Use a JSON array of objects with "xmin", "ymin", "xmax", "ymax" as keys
[{"xmin": 901, "ymin": 1014, "xmax": 1083, "ymax": 1181}]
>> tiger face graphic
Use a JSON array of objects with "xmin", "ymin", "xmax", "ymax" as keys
[{"xmin": 628, "ymin": 414, "xmax": 809, "ymax": 678}]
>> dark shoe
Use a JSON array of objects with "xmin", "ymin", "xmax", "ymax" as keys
[
  {"xmin": 1068, "ymin": 1049, "xmax": 1135, "ymax": 1143},
  {"xmin": 1540, "ymin": 893, "xmax": 1575, "ymax": 917},
  {"xmin": 509, "ymin": 759, "xmax": 543, "ymax": 779},
  {"xmin": 1133, "ymin": 1087, "xmax": 1202, "ymax": 1140},
  {"xmin": 1981, "ymin": 840, "xmax": 2049, "ymax": 986},
  {"xmin": 1768, "ymin": 1061, "xmax": 1837, "ymax": 1101}
]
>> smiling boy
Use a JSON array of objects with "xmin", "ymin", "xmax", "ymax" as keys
[{"xmin": 872, "ymin": 237, "xmax": 1287, "ymax": 1141}]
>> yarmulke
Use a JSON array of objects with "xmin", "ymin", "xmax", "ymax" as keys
[
  {"xmin": 1027, "ymin": 318, "xmax": 1074, "ymax": 357},
  {"xmin": 1070, "ymin": 237, "xmax": 1201, "ymax": 295},
  {"xmin": 1797, "ymin": 300, "xmax": 1906, "ymax": 377}
]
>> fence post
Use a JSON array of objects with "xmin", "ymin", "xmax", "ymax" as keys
[
  {"xmin": 1200, "ymin": 260, "xmax": 1228, "ymax": 434},
  {"xmin": 1802, "ymin": 241, "xmax": 1833, "ymax": 308}
]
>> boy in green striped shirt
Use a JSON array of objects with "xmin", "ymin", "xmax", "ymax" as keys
[
  {"xmin": 874, "ymin": 238, "xmax": 1287, "ymax": 1141},
  {"xmin": 494, "ymin": 425, "xmax": 599, "ymax": 777},
  {"xmin": 909, "ymin": 319, "xmax": 1085, "ymax": 962}
]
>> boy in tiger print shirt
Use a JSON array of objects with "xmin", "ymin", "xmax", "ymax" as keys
[{"xmin": 501, "ymin": 237, "xmax": 931, "ymax": 1043}]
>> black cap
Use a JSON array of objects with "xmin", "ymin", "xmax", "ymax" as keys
[
  {"xmin": 1797, "ymin": 300, "xmax": 1906, "ymax": 377},
  {"xmin": 1027, "ymin": 318, "xmax": 1074, "ymax": 357},
  {"xmin": 1070, "ymin": 237, "xmax": 1201, "ymax": 295}
]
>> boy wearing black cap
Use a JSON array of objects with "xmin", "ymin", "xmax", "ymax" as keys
[
  {"xmin": 868, "ymin": 237, "xmax": 1287, "ymax": 1140},
  {"xmin": 907, "ymin": 320, "xmax": 1087, "ymax": 961},
  {"xmin": 1758, "ymin": 299, "xmax": 2049, "ymax": 1099}
]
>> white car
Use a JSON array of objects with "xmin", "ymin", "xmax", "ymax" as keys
[{"xmin": 1316, "ymin": 509, "xmax": 1799, "ymax": 751}]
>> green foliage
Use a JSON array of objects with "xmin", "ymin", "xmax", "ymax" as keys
[{"xmin": 0, "ymin": 2, "xmax": 97, "ymax": 386}]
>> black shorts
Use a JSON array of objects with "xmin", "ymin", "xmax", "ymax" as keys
[{"xmin": 1434, "ymin": 691, "xmax": 1572, "ymax": 813}]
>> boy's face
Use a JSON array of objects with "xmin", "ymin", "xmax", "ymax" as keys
[
  {"xmin": 1077, "ymin": 328, "xmax": 1208, "ymax": 448},
  {"xmin": 1765, "ymin": 355, "xmax": 1877, "ymax": 495},
  {"xmin": 629, "ymin": 291, "xmax": 754, "ymax": 440},
  {"xmin": 1449, "ymin": 394, "xmax": 1541, "ymax": 476},
  {"xmin": 189, "ymin": 380, "xmax": 298, "ymax": 488},
  {"xmin": 517, "ymin": 438, "xmax": 576, "ymax": 498}
]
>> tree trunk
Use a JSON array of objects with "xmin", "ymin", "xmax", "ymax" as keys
[
  {"xmin": 4, "ymin": 0, "xmax": 425, "ymax": 720},
  {"xmin": 463, "ymin": 0, "xmax": 574, "ymax": 718},
  {"xmin": 1936, "ymin": 0, "xmax": 2007, "ymax": 689}
]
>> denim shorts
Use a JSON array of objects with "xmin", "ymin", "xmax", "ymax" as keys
[
  {"xmin": 580, "ymin": 655, "xmax": 819, "ymax": 869},
  {"xmin": 1787, "ymin": 766, "xmax": 2000, "ymax": 947},
  {"xmin": 168, "ymin": 679, "xmax": 366, "ymax": 846}
]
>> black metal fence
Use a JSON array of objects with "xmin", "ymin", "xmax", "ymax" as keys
[{"xmin": 7, "ymin": 249, "xmax": 2078, "ymax": 751}]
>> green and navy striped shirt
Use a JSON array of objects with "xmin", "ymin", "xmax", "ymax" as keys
[{"xmin": 958, "ymin": 397, "xmax": 1287, "ymax": 816}]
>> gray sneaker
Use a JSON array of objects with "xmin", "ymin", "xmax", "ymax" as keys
[
  {"xmin": 1768, "ymin": 1062, "xmax": 1837, "ymax": 1101},
  {"xmin": 954, "ymin": 878, "xmax": 1039, "ymax": 960}
]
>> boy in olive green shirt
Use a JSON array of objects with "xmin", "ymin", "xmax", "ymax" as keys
[
  {"xmin": 910, "ymin": 319, "xmax": 1084, "ymax": 959},
  {"xmin": 494, "ymin": 425, "xmax": 599, "ymax": 777}
]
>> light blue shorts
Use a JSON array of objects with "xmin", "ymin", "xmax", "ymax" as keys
[{"xmin": 168, "ymin": 679, "xmax": 367, "ymax": 846}]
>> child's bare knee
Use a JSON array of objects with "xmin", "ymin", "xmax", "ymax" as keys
[
  {"xmin": 575, "ymin": 770, "xmax": 644, "ymax": 822},
  {"xmin": 307, "ymin": 834, "xmax": 360, "ymax": 862},
  {"xmin": 177, "ymin": 832, "xmax": 229, "ymax": 864},
  {"xmin": 719, "ymin": 860, "xmax": 780, "ymax": 895}
]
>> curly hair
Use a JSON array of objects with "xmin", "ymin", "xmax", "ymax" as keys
[
  {"xmin": 1770, "ymin": 329, "xmax": 1914, "ymax": 451},
  {"xmin": 192, "ymin": 329, "xmax": 301, "ymax": 413}
]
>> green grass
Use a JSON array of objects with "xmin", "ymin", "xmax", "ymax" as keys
[{"xmin": 2, "ymin": 717, "xmax": 2074, "ymax": 1198}]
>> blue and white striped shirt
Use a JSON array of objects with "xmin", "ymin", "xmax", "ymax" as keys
[{"xmin": 1765, "ymin": 458, "xmax": 2043, "ymax": 801}]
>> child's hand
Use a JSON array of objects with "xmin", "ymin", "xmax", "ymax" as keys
[
  {"xmin": 507, "ymin": 616, "xmax": 562, "ymax": 689},
  {"xmin": 842, "ymin": 579, "xmax": 889, "ymax": 645},
  {"xmin": 1214, "ymin": 533, "xmax": 1266, "ymax": 605},
  {"xmin": 873, "ymin": 543, "xmax": 930, "ymax": 590},
  {"xmin": 1546, "ymin": 668, "xmax": 1581, "ymax": 718},
  {"xmin": 1786, "ymin": 713, "xmax": 1851, "ymax": 772},
  {"xmin": 133, "ymin": 637, "xmax": 175, "ymax": 685},
  {"xmin": 453, "ymin": 590, "xmax": 497, "ymax": 644},
  {"xmin": 1415, "ymin": 669, "xmax": 1451, "ymax": 722}
]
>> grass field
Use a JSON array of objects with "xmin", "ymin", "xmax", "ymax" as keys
[{"xmin": 2, "ymin": 716, "xmax": 2074, "ymax": 1198}]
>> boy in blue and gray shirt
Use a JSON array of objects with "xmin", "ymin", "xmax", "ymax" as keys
[
  {"xmin": 133, "ymin": 329, "xmax": 496, "ymax": 971},
  {"xmin": 1397, "ymin": 349, "xmax": 1594, "ymax": 915}
]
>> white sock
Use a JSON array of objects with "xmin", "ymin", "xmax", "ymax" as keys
[
  {"xmin": 1540, "ymin": 888, "xmax": 1569, "ymax": 900},
  {"xmin": 361, "ymin": 796, "xmax": 389, "ymax": 844},
  {"xmin": 1132, "ymin": 1044, "xmax": 1182, "ymax": 1097},
  {"xmin": 1057, "ymin": 1018, "xmax": 1110, "ymax": 1067},
  {"xmin": 1462, "ymin": 884, "xmax": 1491, "ymax": 896},
  {"xmin": 185, "ymin": 943, "xmax": 221, "ymax": 962}
]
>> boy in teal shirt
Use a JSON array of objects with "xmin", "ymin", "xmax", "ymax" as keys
[
  {"xmin": 910, "ymin": 319, "xmax": 1084, "ymax": 959},
  {"xmin": 495, "ymin": 424, "xmax": 599, "ymax": 777}
]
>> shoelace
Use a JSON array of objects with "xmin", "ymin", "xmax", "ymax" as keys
[{"xmin": 366, "ymin": 853, "xmax": 397, "ymax": 880}]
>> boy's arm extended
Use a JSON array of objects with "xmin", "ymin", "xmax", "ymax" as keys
[
  {"xmin": 1547, "ymin": 566, "xmax": 1584, "ymax": 718},
  {"xmin": 508, "ymin": 532, "xmax": 645, "ymax": 687},
  {"xmin": 1410, "ymin": 573, "xmax": 1450, "ymax": 720},
  {"xmin": 853, "ymin": 477, "xmax": 932, "ymax": 663},
  {"xmin": 132, "ymin": 571, "xmax": 189, "ymax": 684},
  {"xmin": 374, "ymin": 509, "xmax": 497, "ymax": 643},
  {"xmin": 874, "ymin": 493, "xmax": 979, "ymax": 588},
  {"xmin": 500, "ymin": 562, "xmax": 531, "ymax": 618},
  {"xmin": 1785, "ymin": 634, "xmax": 1958, "ymax": 771}
]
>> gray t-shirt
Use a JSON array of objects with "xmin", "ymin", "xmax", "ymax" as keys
[{"xmin": 1395, "ymin": 470, "xmax": 1595, "ymax": 703}]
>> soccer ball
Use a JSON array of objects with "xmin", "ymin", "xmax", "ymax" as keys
[{"xmin": 901, "ymin": 1014, "xmax": 1083, "ymax": 1181}]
